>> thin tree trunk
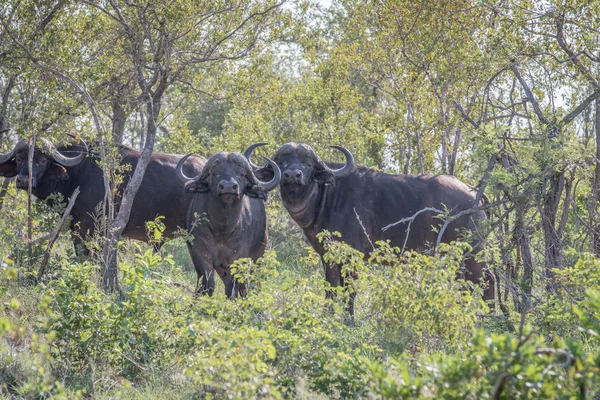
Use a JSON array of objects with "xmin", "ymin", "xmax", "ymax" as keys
[
  {"xmin": 514, "ymin": 203, "xmax": 533, "ymax": 313},
  {"xmin": 27, "ymin": 135, "xmax": 36, "ymax": 269},
  {"xmin": 415, "ymin": 130, "xmax": 424, "ymax": 174},
  {"xmin": 542, "ymin": 170, "xmax": 564, "ymax": 292},
  {"xmin": 38, "ymin": 187, "xmax": 80, "ymax": 280},
  {"xmin": 102, "ymin": 90, "xmax": 162, "ymax": 290},
  {"xmin": 0, "ymin": 75, "xmax": 16, "ymax": 147},
  {"xmin": 449, "ymin": 127, "xmax": 461, "ymax": 176},
  {"xmin": 0, "ymin": 177, "xmax": 10, "ymax": 211},
  {"xmin": 111, "ymin": 102, "xmax": 126, "ymax": 145},
  {"xmin": 139, "ymin": 106, "xmax": 146, "ymax": 149},
  {"xmin": 594, "ymin": 98, "xmax": 600, "ymax": 256}
]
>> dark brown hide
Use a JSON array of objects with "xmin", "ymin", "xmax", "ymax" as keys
[
  {"xmin": 177, "ymin": 152, "xmax": 280, "ymax": 298},
  {"xmin": 253, "ymin": 143, "xmax": 495, "ymax": 317},
  {"xmin": 0, "ymin": 140, "xmax": 204, "ymax": 257}
]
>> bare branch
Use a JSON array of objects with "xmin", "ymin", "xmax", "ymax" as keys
[
  {"xmin": 510, "ymin": 63, "xmax": 549, "ymax": 125},
  {"xmin": 382, "ymin": 207, "xmax": 445, "ymax": 255},
  {"xmin": 453, "ymin": 100, "xmax": 479, "ymax": 129},
  {"xmin": 556, "ymin": 13, "xmax": 600, "ymax": 90},
  {"xmin": 560, "ymin": 89, "xmax": 600, "ymax": 126},
  {"xmin": 38, "ymin": 187, "xmax": 80, "ymax": 281},
  {"xmin": 354, "ymin": 208, "xmax": 374, "ymax": 251},
  {"xmin": 435, "ymin": 199, "xmax": 509, "ymax": 251}
]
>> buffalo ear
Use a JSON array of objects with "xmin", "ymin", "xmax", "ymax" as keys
[
  {"xmin": 313, "ymin": 169, "xmax": 335, "ymax": 186},
  {"xmin": 0, "ymin": 162, "xmax": 17, "ymax": 178},
  {"xmin": 185, "ymin": 179, "xmax": 210, "ymax": 193},
  {"xmin": 255, "ymin": 165, "xmax": 275, "ymax": 182},
  {"xmin": 47, "ymin": 163, "xmax": 69, "ymax": 181},
  {"xmin": 245, "ymin": 185, "xmax": 268, "ymax": 201}
]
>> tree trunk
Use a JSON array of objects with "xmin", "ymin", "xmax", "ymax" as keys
[
  {"xmin": 0, "ymin": 75, "xmax": 16, "ymax": 146},
  {"xmin": 111, "ymin": 102, "xmax": 126, "ymax": 145},
  {"xmin": 102, "ymin": 92, "xmax": 162, "ymax": 291},
  {"xmin": 594, "ymin": 98, "xmax": 600, "ymax": 256},
  {"xmin": 514, "ymin": 202, "xmax": 533, "ymax": 313},
  {"xmin": 449, "ymin": 127, "xmax": 461, "ymax": 176},
  {"xmin": 542, "ymin": 170, "xmax": 565, "ymax": 292},
  {"xmin": 0, "ymin": 177, "xmax": 10, "ymax": 211},
  {"xmin": 415, "ymin": 130, "xmax": 424, "ymax": 174},
  {"xmin": 27, "ymin": 135, "xmax": 36, "ymax": 269}
]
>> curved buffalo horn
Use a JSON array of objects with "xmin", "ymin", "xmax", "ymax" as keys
[
  {"xmin": 243, "ymin": 142, "xmax": 268, "ymax": 170},
  {"xmin": 40, "ymin": 137, "xmax": 87, "ymax": 167},
  {"xmin": 328, "ymin": 145, "xmax": 354, "ymax": 178},
  {"xmin": 175, "ymin": 153, "xmax": 202, "ymax": 184},
  {"xmin": 256, "ymin": 156, "xmax": 281, "ymax": 191},
  {"xmin": 0, "ymin": 139, "xmax": 28, "ymax": 164}
]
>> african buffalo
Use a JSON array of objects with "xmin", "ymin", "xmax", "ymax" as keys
[
  {"xmin": 176, "ymin": 151, "xmax": 281, "ymax": 298},
  {"xmin": 0, "ymin": 137, "xmax": 205, "ymax": 256},
  {"xmin": 246, "ymin": 142, "xmax": 495, "ymax": 316}
]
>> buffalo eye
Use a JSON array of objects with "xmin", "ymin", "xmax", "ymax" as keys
[
  {"xmin": 16, "ymin": 157, "xmax": 22, "ymax": 163},
  {"xmin": 40, "ymin": 159, "xmax": 47, "ymax": 164},
  {"xmin": 302, "ymin": 162, "xmax": 313, "ymax": 168}
]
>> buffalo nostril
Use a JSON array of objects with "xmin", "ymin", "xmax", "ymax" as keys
[
  {"xmin": 232, "ymin": 184, "xmax": 238, "ymax": 191},
  {"xmin": 219, "ymin": 184, "xmax": 224, "ymax": 190},
  {"xmin": 294, "ymin": 172, "xmax": 301, "ymax": 179}
]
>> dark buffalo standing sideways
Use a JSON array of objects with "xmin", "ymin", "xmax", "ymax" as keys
[
  {"xmin": 0, "ymin": 137, "xmax": 204, "ymax": 256},
  {"xmin": 246, "ymin": 142, "xmax": 495, "ymax": 316},
  {"xmin": 176, "ymin": 151, "xmax": 281, "ymax": 298}
]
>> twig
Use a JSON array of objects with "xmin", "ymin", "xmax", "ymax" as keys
[
  {"xmin": 37, "ymin": 187, "xmax": 80, "ymax": 281},
  {"xmin": 474, "ymin": 153, "xmax": 498, "ymax": 208},
  {"xmin": 353, "ymin": 208, "xmax": 374, "ymax": 251},
  {"xmin": 435, "ymin": 199, "xmax": 509, "ymax": 251},
  {"xmin": 492, "ymin": 372, "xmax": 508, "ymax": 400},
  {"xmin": 381, "ymin": 207, "xmax": 444, "ymax": 255}
]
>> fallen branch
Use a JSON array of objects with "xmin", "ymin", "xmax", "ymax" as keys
[{"xmin": 37, "ymin": 186, "xmax": 80, "ymax": 281}]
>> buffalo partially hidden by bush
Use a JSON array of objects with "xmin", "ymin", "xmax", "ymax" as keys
[
  {"xmin": 0, "ymin": 137, "xmax": 204, "ymax": 255},
  {"xmin": 246, "ymin": 142, "xmax": 495, "ymax": 316},
  {"xmin": 176, "ymin": 151, "xmax": 281, "ymax": 297}
]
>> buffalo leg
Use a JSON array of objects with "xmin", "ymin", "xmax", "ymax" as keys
[
  {"xmin": 324, "ymin": 260, "xmax": 355, "ymax": 319},
  {"xmin": 324, "ymin": 260, "xmax": 342, "ymax": 299},
  {"xmin": 464, "ymin": 257, "xmax": 495, "ymax": 308},
  {"xmin": 187, "ymin": 245, "xmax": 215, "ymax": 296},
  {"xmin": 221, "ymin": 271, "xmax": 247, "ymax": 299}
]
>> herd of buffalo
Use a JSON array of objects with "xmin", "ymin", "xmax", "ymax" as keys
[{"xmin": 0, "ymin": 138, "xmax": 495, "ymax": 315}]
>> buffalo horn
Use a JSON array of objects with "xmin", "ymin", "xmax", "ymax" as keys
[
  {"xmin": 243, "ymin": 142, "xmax": 268, "ymax": 170},
  {"xmin": 256, "ymin": 157, "xmax": 281, "ymax": 191},
  {"xmin": 40, "ymin": 137, "xmax": 87, "ymax": 167},
  {"xmin": 328, "ymin": 145, "xmax": 354, "ymax": 178},
  {"xmin": 176, "ymin": 154, "xmax": 202, "ymax": 184},
  {"xmin": 0, "ymin": 139, "xmax": 28, "ymax": 164}
]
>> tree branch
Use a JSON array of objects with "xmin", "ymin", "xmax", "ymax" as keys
[
  {"xmin": 38, "ymin": 187, "xmax": 80, "ymax": 281},
  {"xmin": 510, "ymin": 63, "xmax": 549, "ymax": 125}
]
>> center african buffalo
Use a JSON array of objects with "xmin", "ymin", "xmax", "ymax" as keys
[
  {"xmin": 176, "ymin": 151, "xmax": 281, "ymax": 298},
  {"xmin": 246, "ymin": 142, "xmax": 495, "ymax": 316},
  {"xmin": 0, "ymin": 137, "xmax": 204, "ymax": 256}
]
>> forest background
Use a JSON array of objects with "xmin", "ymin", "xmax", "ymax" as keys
[{"xmin": 0, "ymin": 0, "xmax": 600, "ymax": 398}]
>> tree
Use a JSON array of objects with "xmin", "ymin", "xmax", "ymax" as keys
[{"xmin": 2, "ymin": 0, "xmax": 288, "ymax": 289}]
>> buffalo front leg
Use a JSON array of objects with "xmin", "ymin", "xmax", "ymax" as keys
[
  {"xmin": 464, "ymin": 257, "xmax": 495, "ymax": 310},
  {"xmin": 187, "ymin": 244, "xmax": 215, "ymax": 296},
  {"xmin": 219, "ymin": 267, "xmax": 247, "ymax": 299},
  {"xmin": 324, "ymin": 260, "xmax": 356, "ymax": 319},
  {"xmin": 70, "ymin": 222, "xmax": 93, "ymax": 261}
]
